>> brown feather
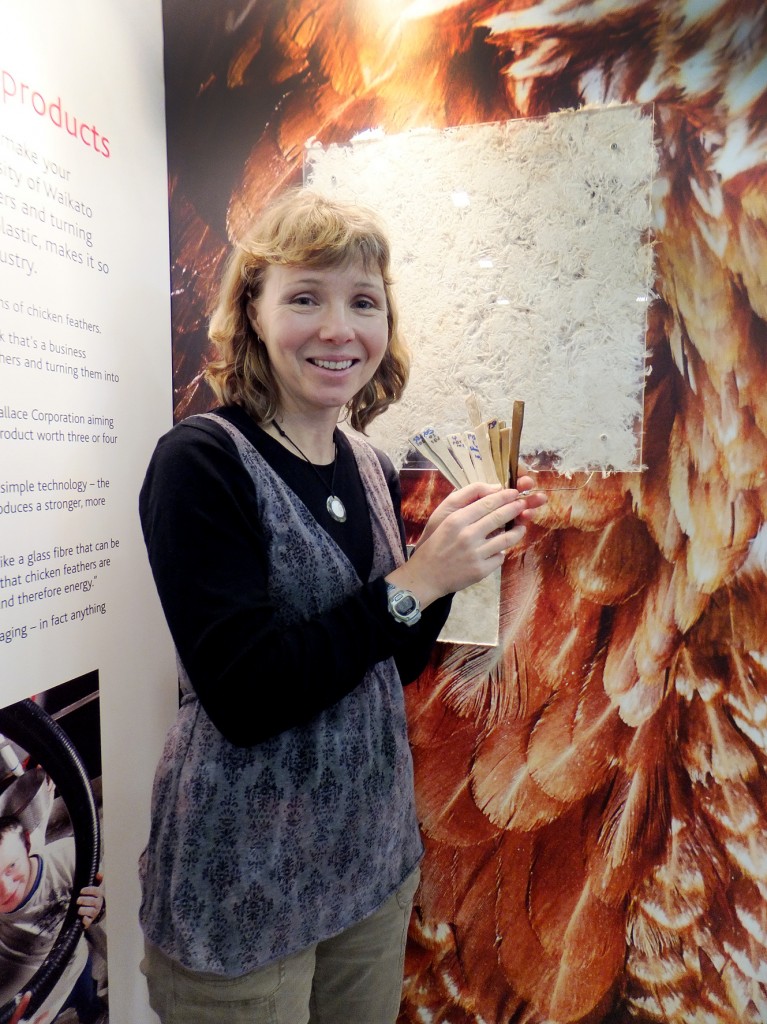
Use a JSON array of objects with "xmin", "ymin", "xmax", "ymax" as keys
[
  {"xmin": 471, "ymin": 720, "xmax": 568, "ymax": 831},
  {"xmin": 526, "ymin": 666, "xmax": 629, "ymax": 804},
  {"xmin": 555, "ymin": 514, "xmax": 659, "ymax": 606}
]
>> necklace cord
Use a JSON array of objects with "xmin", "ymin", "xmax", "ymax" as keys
[{"xmin": 272, "ymin": 422, "xmax": 347, "ymax": 523}]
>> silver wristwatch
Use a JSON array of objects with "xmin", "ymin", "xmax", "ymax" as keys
[{"xmin": 386, "ymin": 582, "xmax": 421, "ymax": 626}]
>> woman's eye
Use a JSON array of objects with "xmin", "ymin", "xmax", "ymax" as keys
[
  {"xmin": 354, "ymin": 297, "xmax": 377, "ymax": 310},
  {"xmin": 291, "ymin": 294, "xmax": 316, "ymax": 306}
]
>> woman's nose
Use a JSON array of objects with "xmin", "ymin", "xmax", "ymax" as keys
[{"xmin": 318, "ymin": 303, "xmax": 354, "ymax": 343}]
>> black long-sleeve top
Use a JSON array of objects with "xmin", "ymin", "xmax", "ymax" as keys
[{"xmin": 139, "ymin": 404, "xmax": 450, "ymax": 746}]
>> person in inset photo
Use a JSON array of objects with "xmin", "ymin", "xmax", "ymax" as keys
[{"xmin": 0, "ymin": 816, "xmax": 105, "ymax": 1024}]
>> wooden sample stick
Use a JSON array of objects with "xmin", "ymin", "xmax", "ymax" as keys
[
  {"xmin": 487, "ymin": 419, "xmax": 506, "ymax": 486},
  {"xmin": 447, "ymin": 433, "xmax": 478, "ymax": 482},
  {"xmin": 422, "ymin": 426, "xmax": 469, "ymax": 486},
  {"xmin": 508, "ymin": 400, "xmax": 525, "ymax": 488},
  {"xmin": 465, "ymin": 392, "xmax": 483, "ymax": 429},
  {"xmin": 412, "ymin": 401, "xmax": 526, "ymax": 492},
  {"xmin": 410, "ymin": 432, "xmax": 460, "ymax": 486},
  {"xmin": 500, "ymin": 428, "xmax": 511, "ymax": 488},
  {"xmin": 474, "ymin": 422, "xmax": 497, "ymax": 484},
  {"xmin": 465, "ymin": 431, "xmax": 492, "ymax": 483}
]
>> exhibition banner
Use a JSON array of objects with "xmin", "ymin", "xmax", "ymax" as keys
[{"xmin": 0, "ymin": 3, "xmax": 175, "ymax": 1020}]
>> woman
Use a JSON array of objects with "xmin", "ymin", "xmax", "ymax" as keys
[{"xmin": 138, "ymin": 188, "xmax": 545, "ymax": 1024}]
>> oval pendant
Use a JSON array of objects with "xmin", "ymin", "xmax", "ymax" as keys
[{"xmin": 327, "ymin": 494, "xmax": 347, "ymax": 523}]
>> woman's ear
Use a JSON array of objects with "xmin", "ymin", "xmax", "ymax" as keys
[{"xmin": 246, "ymin": 297, "xmax": 260, "ymax": 336}]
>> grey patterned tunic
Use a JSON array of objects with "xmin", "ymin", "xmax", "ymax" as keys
[{"xmin": 139, "ymin": 415, "xmax": 423, "ymax": 974}]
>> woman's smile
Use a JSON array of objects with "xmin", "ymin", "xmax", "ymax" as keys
[{"xmin": 309, "ymin": 358, "xmax": 355, "ymax": 371}]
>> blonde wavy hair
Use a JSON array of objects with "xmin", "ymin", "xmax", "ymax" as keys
[{"xmin": 205, "ymin": 188, "xmax": 409, "ymax": 432}]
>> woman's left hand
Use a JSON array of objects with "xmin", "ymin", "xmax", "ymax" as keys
[{"xmin": 415, "ymin": 475, "xmax": 547, "ymax": 550}]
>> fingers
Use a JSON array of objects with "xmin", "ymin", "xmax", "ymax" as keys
[
  {"xmin": 446, "ymin": 478, "xmax": 548, "ymax": 517},
  {"xmin": 516, "ymin": 473, "xmax": 536, "ymax": 493},
  {"xmin": 514, "ymin": 493, "xmax": 548, "ymax": 522},
  {"xmin": 429, "ymin": 487, "xmax": 534, "ymax": 558},
  {"xmin": 445, "ymin": 480, "xmax": 502, "ymax": 506},
  {"xmin": 77, "ymin": 872, "xmax": 105, "ymax": 928},
  {"xmin": 420, "ymin": 482, "xmax": 510, "ymax": 550},
  {"xmin": 431, "ymin": 481, "xmax": 502, "ymax": 520},
  {"xmin": 457, "ymin": 510, "xmax": 528, "ymax": 570},
  {"xmin": 484, "ymin": 520, "xmax": 527, "ymax": 559},
  {"xmin": 461, "ymin": 521, "xmax": 528, "ymax": 582},
  {"xmin": 429, "ymin": 481, "xmax": 546, "ymax": 539},
  {"xmin": 77, "ymin": 891, "xmax": 103, "ymax": 927},
  {"xmin": 460, "ymin": 488, "xmax": 529, "ymax": 533},
  {"xmin": 507, "ymin": 477, "xmax": 548, "ymax": 520}
]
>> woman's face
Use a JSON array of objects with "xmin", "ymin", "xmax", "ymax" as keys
[{"xmin": 248, "ymin": 259, "xmax": 389, "ymax": 422}]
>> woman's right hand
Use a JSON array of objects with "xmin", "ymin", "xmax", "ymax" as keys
[{"xmin": 386, "ymin": 481, "xmax": 546, "ymax": 608}]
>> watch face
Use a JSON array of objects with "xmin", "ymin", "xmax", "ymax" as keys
[
  {"xmin": 387, "ymin": 586, "xmax": 421, "ymax": 625},
  {"xmin": 394, "ymin": 594, "xmax": 417, "ymax": 616}
]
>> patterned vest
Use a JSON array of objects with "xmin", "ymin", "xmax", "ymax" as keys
[{"xmin": 139, "ymin": 415, "xmax": 423, "ymax": 974}]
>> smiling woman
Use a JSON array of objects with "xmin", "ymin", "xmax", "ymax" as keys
[{"xmin": 137, "ymin": 187, "xmax": 545, "ymax": 1024}]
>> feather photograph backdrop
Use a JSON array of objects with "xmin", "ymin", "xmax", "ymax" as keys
[{"xmin": 161, "ymin": 1, "xmax": 767, "ymax": 1020}]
